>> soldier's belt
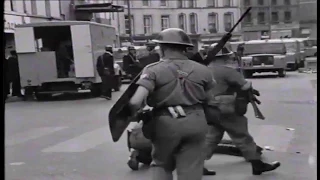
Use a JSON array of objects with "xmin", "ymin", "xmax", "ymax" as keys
[{"xmin": 153, "ymin": 104, "xmax": 203, "ymax": 118}]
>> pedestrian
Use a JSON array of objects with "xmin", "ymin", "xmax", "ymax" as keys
[
  {"xmin": 7, "ymin": 50, "xmax": 23, "ymax": 98},
  {"xmin": 128, "ymin": 28, "xmax": 216, "ymax": 180},
  {"xmin": 56, "ymin": 40, "xmax": 73, "ymax": 78},
  {"xmin": 4, "ymin": 56, "xmax": 9, "ymax": 100},
  {"xmin": 123, "ymin": 46, "xmax": 142, "ymax": 80},
  {"xmin": 203, "ymin": 42, "xmax": 281, "ymax": 175},
  {"xmin": 96, "ymin": 45, "xmax": 115, "ymax": 100}
]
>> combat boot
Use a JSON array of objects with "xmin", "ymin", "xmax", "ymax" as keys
[
  {"xmin": 127, "ymin": 150, "xmax": 139, "ymax": 171},
  {"xmin": 203, "ymin": 167, "xmax": 216, "ymax": 176},
  {"xmin": 250, "ymin": 160, "xmax": 281, "ymax": 175}
]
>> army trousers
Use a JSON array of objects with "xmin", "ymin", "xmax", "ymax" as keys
[
  {"xmin": 205, "ymin": 114, "xmax": 260, "ymax": 161},
  {"xmin": 149, "ymin": 106, "xmax": 208, "ymax": 180}
]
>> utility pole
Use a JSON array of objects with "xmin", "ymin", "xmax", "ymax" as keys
[
  {"xmin": 126, "ymin": 0, "xmax": 134, "ymax": 44},
  {"xmin": 268, "ymin": 0, "xmax": 272, "ymax": 39}
]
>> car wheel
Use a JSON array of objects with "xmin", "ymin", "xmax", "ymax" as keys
[
  {"xmin": 278, "ymin": 69, "xmax": 286, "ymax": 77},
  {"xmin": 243, "ymin": 70, "xmax": 253, "ymax": 78}
]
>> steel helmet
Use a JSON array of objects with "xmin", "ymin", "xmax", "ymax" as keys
[
  {"xmin": 146, "ymin": 41, "xmax": 157, "ymax": 47},
  {"xmin": 152, "ymin": 28, "xmax": 194, "ymax": 47},
  {"xmin": 208, "ymin": 42, "xmax": 233, "ymax": 57},
  {"xmin": 127, "ymin": 46, "xmax": 135, "ymax": 50},
  {"xmin": 105, "ymin": 45, "xmax": 113, "ymax": 52}
]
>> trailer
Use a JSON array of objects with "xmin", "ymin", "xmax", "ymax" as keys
[{"xmin": 14, "ymin": 21, "xmax": 118, "ymax": 100}]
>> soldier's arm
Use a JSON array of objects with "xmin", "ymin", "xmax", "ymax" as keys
[
  {"xmin": 226, "ymin": 69, "xmax": 251, "ymax": 90},
  {"xmin": 129, "ymin": 67, "xmax": 156, "ymax": 113}
]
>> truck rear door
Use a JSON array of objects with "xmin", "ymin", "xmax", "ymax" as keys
[{"xmin": 71, "ymin": 24, "xmax": 95, "ymax": 78}]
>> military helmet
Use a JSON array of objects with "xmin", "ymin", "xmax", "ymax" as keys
[
  {"xmin": 152, "ymin": 28, "xmax": 194, "ymax": 47},
  {"xmin": 105, "ymin": 45, "xmax": 113, "ymax": 52},
  {"xmin": 127, "ymin": 46, "xmax": 135, "ymax": 50},
  {"xmin": 208, "ymin": 42, "xmax": 233, "ymax": 57}
]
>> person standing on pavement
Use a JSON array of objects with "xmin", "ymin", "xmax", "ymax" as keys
[
  {"xmin": 96, "ymin": 45, "xmax": 115, "ymax": 100},
  {"xmin": 123, "ymin": 46, "xmax": 142, "ymax": 80},
  {"xmin": 7, "ymin": 50, "xmax": 23, "ymax": 98},
  {"xmin": 204, "ymin": 43, "xmax": 281, "ymax": 176},
  {"xmin": 128, "ymin": 28, "xmax": 216, "ymax": 180},
  {"xmin": 141, "ymin": 42, "xmax": 161, "ymax": 67}
]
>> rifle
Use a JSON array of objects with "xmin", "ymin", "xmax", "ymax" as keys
[
  {"xmin": 203, "ymin": 7, "xmax": 252, "ymax": 66},
  {"xmin": 248, "ymin": 89, "xmax": 265, "ymax": 120}
]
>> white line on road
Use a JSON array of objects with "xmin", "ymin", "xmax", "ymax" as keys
[
  {"xmin": 249, "ymin": 125, "xmax": 295, "ymax": 152},
  {"xmin": 6, "ymin": 127, "xmax": 68, "ymax": 147},
  {"xmin": 41, "ymin": 127, "xmax": 110, "ymax": 153}
]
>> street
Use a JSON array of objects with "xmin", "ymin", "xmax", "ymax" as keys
[{"xmin": 5, "ymin": 72, "xmax": 317, "ymax": 180}]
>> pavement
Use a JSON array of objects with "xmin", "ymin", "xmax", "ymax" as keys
[{"xmin": 5, "ymin": 72, "xmax": 317, "ymax": 180}]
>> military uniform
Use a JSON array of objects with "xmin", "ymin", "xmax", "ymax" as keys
[
  {"xmin": 204, "ymin": 43, "xmax": 281, "ymax": 175},
  {"xmin": 123, "ymin": 46, "xmax": 142, "ymax": 80},
  {"xmin": 130, "ymin": 28, "xmax": 216, "ymax": 180}
]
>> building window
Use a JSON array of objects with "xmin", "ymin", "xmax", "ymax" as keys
[
  {"xmin": 189, "ymin": 13, "xmax": 198, "ymax": 34},
  {"xmin": 188, "ymin": 0, "xmax": 195, "ymax": 8},
  {"xmin": 257, "ymin": 12, "xmax": 265, "ymax": 24},
  {"xmin": 177, "ymin": 0, "xmax": 184, "ymax": 8},
  {"xmin": 271, "ymin": 12, "xmax": 279, "ymax": 23},
  {"xmin": 223, "ymin": 0, "xmax": 231, "ymax": 7},
  {"xmin": 161, "ymin": 15, "xmax": 170, "ymax": 30},
  {"xmin": 9, "ymin": 0, "xmax": 16, "ymax": 11},
  {"xmin": 243, "ymin": 12, "xmax": 252, "ymax": 24},
  {"xmin": 45, "ymin": 0, "xmax": 51, "ymax": 17},
  {"xmin": 160, "ymin": 0, "xmax": 167, "ymax": 6},
  {"xmin": 207, "ymin": 0, "xmax": 216, "ymax": 7},
  {"xmin": 22, "ymin": 0, "xmax": 27, "ymax": 13},
  {"xmin": 284, "ymin": 0, "xmax": 290, "ymax": 5},
  {"xmin": 142, "ymin": 0, "xmax": 150, "ymax": 6},
  {"xmin": 143, "ymin": 15, "xmax": 153, "ymax": 35},
  {"xmin": 244, "ymin": 0, "xmax": 250, "ymax": 6},
  {"xmin": 31, "ymin": 0, "xmax": 37, "ymax": 15},
  {"xmin": 258, "ymin": 0, "xmax": 264, "ymax": 5},
  {"xmin": 208, "ymin": 13, "xmax": 218, "ymax": 33},
  {"xmin": 124, "ymin": 15, "xmax": 134, "ymax": 35},
  {"xmin": 284, "ymin": 11, "xmax": 292, "ymax": 23},
  {"xmin": 224, "ymin": 13, "xmax": 233, "ymax": 32},
  {"xmin": 178, "ymin": 13, "xmax": 187, "ymax": 31},
  {"xmin": 271, "ymin": 0, "xmax": 277, "ymax": 5}
]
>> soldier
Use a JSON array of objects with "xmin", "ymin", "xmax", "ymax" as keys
[
  {"xmin": 96, "ymin": 45, "xmax": 115, "ymax": 100},
  {"xmin": 123, "ymin": 46, "xmax": 142, "ymax": 80},
  {"xmin": 204, "ymin": 43, "xmax": 281, "ymax": 175},
  {"xmin": 128, "ymin": 28, "xmax": 216, "ymax": 180}
]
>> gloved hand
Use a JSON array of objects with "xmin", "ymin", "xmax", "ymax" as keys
[{"xmin": 252, "ymin": 88, "xmax": 260, "ymax": 96}]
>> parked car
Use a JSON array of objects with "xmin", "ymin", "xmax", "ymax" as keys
[
  {"xmin": 241, "ymin": 39, "xmax": 287, "ymax": 78},
  {"xmin": 280, "ymin": 38, "xmax": 305, "ymax": 70}
]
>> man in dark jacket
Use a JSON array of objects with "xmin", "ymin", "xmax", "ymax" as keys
[
  {"xmin": 7, "ymin": 50, "xmax": 23, "ymax": 97},
  {"xmin": 96, "ymin": 46, "xmax": 115, "ymax": 100},
  {"xmin": 123, "ymin": 46, "xmax": 142, "ymax": 80},
  {"xmin": 139, "ymin": 42, "xmax": 160, "ymax": 67}
]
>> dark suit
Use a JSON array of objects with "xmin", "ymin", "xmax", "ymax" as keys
[
  {"xmin": 96, "ymin": 52, "xmax": 115, "ymax": 98},
  {"xmin": 7, "ymin": 56, "xmax": 22, "ymax": 96},
  {"xmin": 139, "ymin": 51, "xmax": 160, "ymax": 68}
]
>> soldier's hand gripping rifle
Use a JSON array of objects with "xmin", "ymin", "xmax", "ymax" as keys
[
  {"xmin": 248, "ymin": 88, "xmax": 265, "ymax": 120},
  {"xmin": 203, "ymin": 7, "xmax": 252, "ymax": 66}
]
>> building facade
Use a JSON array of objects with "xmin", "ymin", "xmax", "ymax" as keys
[
  {"xmin": 115, "ymin": 0, "xmax": 242, "ymax": 49},
  {"xmin": 240, "ymin": 0, "xmax": 300, "ymax": 40},
  {"xmin": 298, "ymin": 0, "xmax": 317, "ymax": 38},
  {"xmin": 4, "ymin": 0, "xmax": 65, "ymax": 57}
]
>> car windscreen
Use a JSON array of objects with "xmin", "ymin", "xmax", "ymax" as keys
[{"xmin": 243, "ymin": 43, "xmax": 286, "ymax": 55}]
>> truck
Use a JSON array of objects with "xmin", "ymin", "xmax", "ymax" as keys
[{"xmin": 14, "ymin": 21, "xmax": 120, "ymax": 100}]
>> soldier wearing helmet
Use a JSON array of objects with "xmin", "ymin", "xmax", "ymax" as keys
[
  {"xmin": 204, "ymin": 43, "xmax": 281, "ymax": 175},
  {"xmin": 128, "ymin": 28, "xmax": 216, "ymax": 180},
  {"xmin": 123, "ymin": 46, "xmax": 142, "ymax": 80}
]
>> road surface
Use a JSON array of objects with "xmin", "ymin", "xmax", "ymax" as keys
[{"xmin": 5, "ymin": 72, "xmax": 317, "ymax": 180}]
